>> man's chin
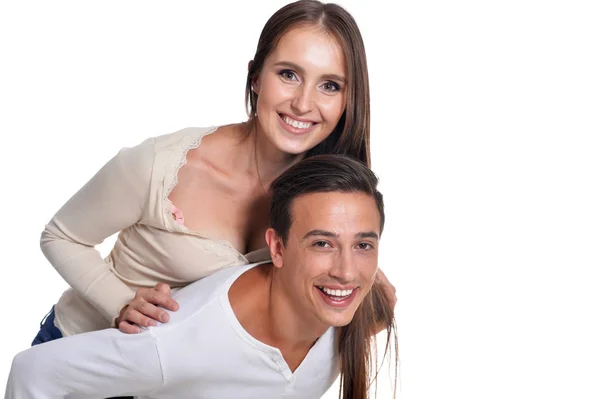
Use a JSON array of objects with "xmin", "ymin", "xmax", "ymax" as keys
[{"xmin": 319, "ymin": 312, "xmax": 357, "ymax": 328}]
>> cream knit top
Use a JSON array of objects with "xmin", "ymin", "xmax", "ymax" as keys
[{"xmin": 41, "ymin": 127, "xmax": 270, "ymax": 336}]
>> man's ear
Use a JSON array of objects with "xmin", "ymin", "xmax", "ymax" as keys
[{"xmin": 265, "ymin": 228, "xmax": 284, "ymax": 269}]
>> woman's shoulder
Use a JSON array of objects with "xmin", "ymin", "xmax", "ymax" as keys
[
  {"xmin": 151, "ymin": 126, "xmax": 220, "ymax": 153},
  {"xmin": 106, "ymin": 127, "xmax": 220, "ymax": 193}
]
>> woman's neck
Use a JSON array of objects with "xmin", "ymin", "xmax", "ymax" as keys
[{"xmin": 249, "ymin": 121, "xmax": 305, "ymax": 187}]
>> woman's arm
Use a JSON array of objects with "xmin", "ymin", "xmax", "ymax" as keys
[
  {"xmin": 40, "ymin": 137, "xmax": 156, "ymax": 323},
  {"xmin": 5, "ymin": 328, "xmax": 164, "ymax": 398}
]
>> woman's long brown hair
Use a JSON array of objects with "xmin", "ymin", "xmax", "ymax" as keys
[{"xmin": 338, "ymin": 282, "xmax": 398, "ymax": 399}]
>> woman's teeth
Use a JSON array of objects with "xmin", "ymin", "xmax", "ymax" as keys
[
  {"xmin": 318, "ymin": 286, "xmax": 354, "ymax": 299},
  {"xmin": 282, "ymin": 115, "xmax": 313, "ymax": 129}
]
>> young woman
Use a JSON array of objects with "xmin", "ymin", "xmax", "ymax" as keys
[{"xmin": 33, "ymin": 0, "xmax": 396, "ymax": 344}]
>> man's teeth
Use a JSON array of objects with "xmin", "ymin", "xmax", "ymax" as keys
[
  {"xmin": 319, "ymin": 287, "xmax": 354, "ymax": 297},
  {"xmin": 282, "ymin": 115, "xmax": 313, "ymax": 129}
]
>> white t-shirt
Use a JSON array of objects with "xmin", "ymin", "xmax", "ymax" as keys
[{"xmin": 6, "ymin": 263, "xmax": 340, "ymax": 398}]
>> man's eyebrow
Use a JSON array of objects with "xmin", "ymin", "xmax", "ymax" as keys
[
  {"xmin": 273, "ymin": 61, "xmax": 346, "ymax": 83},
  {"xmin": 356, "ymin": 231, "xmax": 379, "ymax": 240},
  {"xmin": 303, "ymin": 229, "xmax": 338, "ymax": 239},
  {"xmin": 302, "ymin": 230, "xmax": 380, "ymax": 240}
]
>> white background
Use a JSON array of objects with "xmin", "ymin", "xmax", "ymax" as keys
[{"xmin": 1, "ymin": 0, "xmax": 599, "ymax": 398}]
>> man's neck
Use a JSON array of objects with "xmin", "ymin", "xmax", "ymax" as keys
[{"xmin": 229, "ymin": 264, "xmax": 329, "ymax": 371}]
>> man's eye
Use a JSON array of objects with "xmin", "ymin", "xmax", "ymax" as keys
[
  {"xmin": 357, "ymin": 243, "xmax": 373, "ymax": 250},
  {"xmin": 314, "ymin": 241, "xmax": 331, "ymax": 248}
]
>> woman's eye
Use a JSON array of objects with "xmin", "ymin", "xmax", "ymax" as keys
[
  {"xmin": 279, "ymin": 70, "xmax": 298, "ymax": 81},
  {"xmin": 322, "ymin": 81, "xmax": 341, "ymax": 92}
]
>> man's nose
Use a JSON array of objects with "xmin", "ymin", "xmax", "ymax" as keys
[{"xmin": 329, "ymin": 248, "xmax": 358, "ymax": 283}]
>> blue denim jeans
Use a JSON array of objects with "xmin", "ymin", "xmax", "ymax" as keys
[{"xmin": 31, "ymin": 306, "xmax": 63, "ymax": 346}]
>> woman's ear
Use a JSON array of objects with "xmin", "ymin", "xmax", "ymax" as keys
[
  {"xmin": 265, "ymin": 228, "xmax": 284, "ymax": 268},
  {"xmin": 252, "ymin": 77, "xmax": 260, "ymax": 94},
  {"xmin": 248, "ymin": 60, "xmax": 258, "ymax": 94},
  {"xmin": 248, "ymin": 60, "xmax": 260, "ymax": 93}
]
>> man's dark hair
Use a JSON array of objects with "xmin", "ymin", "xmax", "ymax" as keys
[{"xmin": 270, "ymin": 154, "xmax": 384, "ymax": 245}]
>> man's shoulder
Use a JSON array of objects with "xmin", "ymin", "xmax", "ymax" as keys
[
  {"xmin": 174, "ymin": 264, "xmax": 245, "ymax": 298},
  {"xmin": 165, "ymin": 263, "xmax": 265, "ymax": 320}
]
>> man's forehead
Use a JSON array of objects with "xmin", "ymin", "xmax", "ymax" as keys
[{"xmin": 289, "ymin": 191, "xmax": 380, "ymax": 230}]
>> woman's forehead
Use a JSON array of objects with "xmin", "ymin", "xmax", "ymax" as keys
[{"xmin": 268, "ymin": 26, "xmax": 346, "ymax": 76}]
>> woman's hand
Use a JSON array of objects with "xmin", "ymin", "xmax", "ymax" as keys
[
  {"xmin": 116, "ymin": 283, "xmax": 180, "ymax": 334},
  {"xmin": 373, "ymin": 268, "xmax": 397, "ymax": 335},
  {"xmin": 375, "ymin": 268, "xmax": 397, "ymax": 311}
]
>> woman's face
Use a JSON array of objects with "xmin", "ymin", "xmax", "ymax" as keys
[{"xmin": 253, "ymin": 25, "xmax": 347, "ymax": 156}]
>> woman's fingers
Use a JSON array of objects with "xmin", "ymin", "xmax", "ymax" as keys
[
  {"xmin": 146, "ymin": 284, "xmax": 179, "ymax": 312},
  {"xmin": 118, "ymin": 320, "xmax": 141, "ymax": 334},
  {"xmin": 376, "ymin": 268, "xmax": 397, "ymax": 308},
  {"xmin": 133, "ymin": 300, "xmax": 166, "ymax": 323},
  {"xmin": 117, "ymin": 305, "xmax": 156, "ymax": 334},
  {"xmin": 116, "ymin": 284, "xmax": 180, "ymax": 332},
  {"xmin": 154, "ymin": 282, "xmax": 171, "ymax": 294}
]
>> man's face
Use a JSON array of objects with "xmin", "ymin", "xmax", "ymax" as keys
[{"xmin": 272, "ymin": 191, "xmax": 381, "ymax": 328}]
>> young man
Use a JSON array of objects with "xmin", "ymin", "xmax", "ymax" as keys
[{"xmin": 6, "ymin": 155, "xmax": 395, "ymax": 399}]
